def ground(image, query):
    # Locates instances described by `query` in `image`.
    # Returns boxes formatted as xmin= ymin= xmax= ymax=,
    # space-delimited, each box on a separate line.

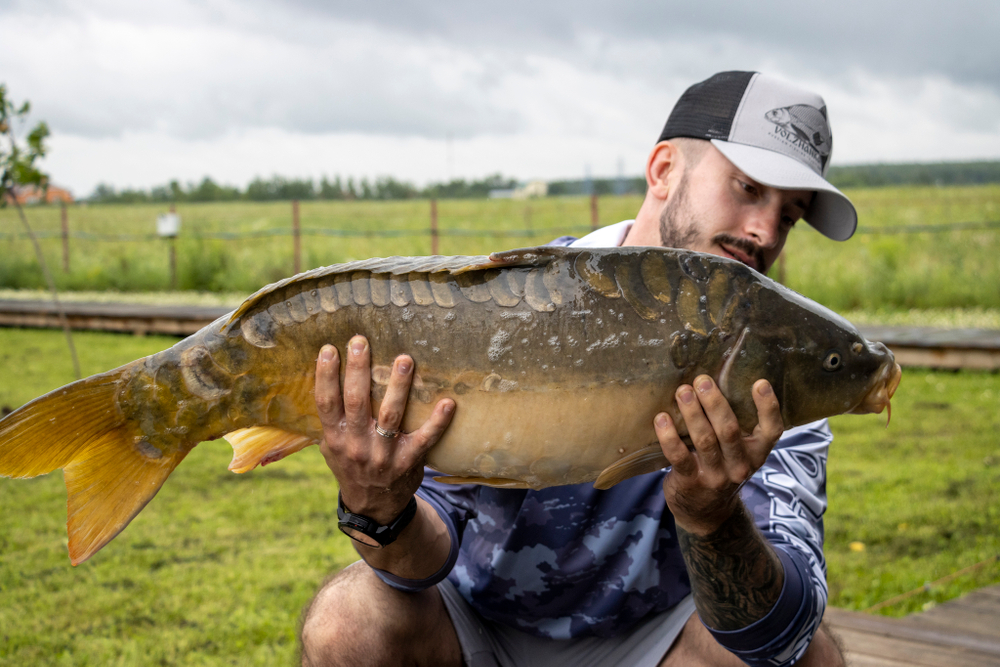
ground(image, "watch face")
xmin=340 ymin=517 xmax=385 ymax=549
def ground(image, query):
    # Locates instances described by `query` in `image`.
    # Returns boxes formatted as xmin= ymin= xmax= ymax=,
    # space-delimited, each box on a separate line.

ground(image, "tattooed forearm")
xmin=677 ymin=502 xmax=784 ymax=631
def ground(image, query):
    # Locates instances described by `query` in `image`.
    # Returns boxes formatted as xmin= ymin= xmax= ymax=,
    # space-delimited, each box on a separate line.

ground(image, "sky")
xmin=3 ymin=0 xmax=1000 ymax=197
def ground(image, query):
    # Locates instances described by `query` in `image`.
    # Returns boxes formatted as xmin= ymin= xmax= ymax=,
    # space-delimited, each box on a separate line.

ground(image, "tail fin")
xmin=0 ymin=365 xmax=190 ymax=565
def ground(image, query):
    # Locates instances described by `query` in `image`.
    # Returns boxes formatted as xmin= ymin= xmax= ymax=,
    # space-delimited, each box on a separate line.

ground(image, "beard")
xmin=658 ymin=172 xmax=767 ymax=273
xmin=658 ymin=171 xmax=700 ymax=250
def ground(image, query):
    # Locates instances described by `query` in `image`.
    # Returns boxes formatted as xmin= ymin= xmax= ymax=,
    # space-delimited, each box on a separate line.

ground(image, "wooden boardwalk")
xmin=825 ymin=585 xmax=1000 ymax=666
xmin=1 ymin=299 xmax=1000 ymax=370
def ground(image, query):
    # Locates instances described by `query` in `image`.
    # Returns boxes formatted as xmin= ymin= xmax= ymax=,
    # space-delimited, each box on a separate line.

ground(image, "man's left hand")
xmin=656 ymin=376 xmax=783 ymax=535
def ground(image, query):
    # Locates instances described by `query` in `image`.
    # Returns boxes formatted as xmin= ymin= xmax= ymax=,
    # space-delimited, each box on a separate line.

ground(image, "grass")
xmin=0 ymin=329 xmax=357 ymax=666
xmin=1 ymin=328 xmax=999 ymax=665
xmin=2 ymin=185 xmax=1000 ymax=310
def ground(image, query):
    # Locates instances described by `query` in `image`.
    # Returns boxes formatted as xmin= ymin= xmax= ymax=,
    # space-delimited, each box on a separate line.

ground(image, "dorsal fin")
xmin=223 ymin=247 xmax=569 ymax=330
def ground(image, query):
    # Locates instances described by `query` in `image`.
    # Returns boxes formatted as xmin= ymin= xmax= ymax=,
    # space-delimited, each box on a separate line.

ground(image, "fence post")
xmin=430 ymin=199 xmax=439 ymax=255
xmin=60 ymin=202 xmax=69 ymax=272
xmin=292 ymin=199 xmax=301 ymax=274
xmin=169 ymin=203 xmax=177 ymax=290
xmin=590 ymin=193 xmax=599 ymax=231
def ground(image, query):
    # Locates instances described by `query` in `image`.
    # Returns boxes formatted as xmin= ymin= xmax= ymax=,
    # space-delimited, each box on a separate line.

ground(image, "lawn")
xmin=1 ymin=328 xmax=998 ymax=665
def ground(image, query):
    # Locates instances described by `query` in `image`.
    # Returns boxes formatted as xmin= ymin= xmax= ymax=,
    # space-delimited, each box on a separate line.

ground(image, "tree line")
xmin=85 ymin=160 xmax=1000 ymax=204
xmin=89 ymin=174 xmax=519 ymax=204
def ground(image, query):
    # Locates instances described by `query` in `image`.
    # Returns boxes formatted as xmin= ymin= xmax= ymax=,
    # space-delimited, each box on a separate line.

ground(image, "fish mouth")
xmin=848 ymin=348 xmax=903 ymax=423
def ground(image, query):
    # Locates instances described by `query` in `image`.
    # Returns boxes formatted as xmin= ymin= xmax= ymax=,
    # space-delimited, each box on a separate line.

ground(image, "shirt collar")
xmin=568 ymin=220 xmax=633 ymax=248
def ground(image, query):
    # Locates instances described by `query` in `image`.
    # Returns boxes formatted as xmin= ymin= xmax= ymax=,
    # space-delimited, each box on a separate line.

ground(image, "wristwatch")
xmin=337 ymin=493 xmax=418 ymax=548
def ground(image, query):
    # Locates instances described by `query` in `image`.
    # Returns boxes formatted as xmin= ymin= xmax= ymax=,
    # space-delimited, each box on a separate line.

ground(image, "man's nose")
xmin=744 ymin=203 xmax=783 ymax=249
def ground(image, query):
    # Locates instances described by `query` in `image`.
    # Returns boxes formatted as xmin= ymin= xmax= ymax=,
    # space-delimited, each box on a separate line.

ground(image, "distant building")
xmin=513 ymin=180 xmax=548 ymax=199
xmin=489 ymin=180 xmax=549 ymax=200
xmin=3 ymin=184 xmax=74 ymax=205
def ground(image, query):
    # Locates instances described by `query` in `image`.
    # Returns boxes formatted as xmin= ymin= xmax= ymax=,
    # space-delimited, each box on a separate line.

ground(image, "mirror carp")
xmin=0 ymin=246 xmax=901 ymax=564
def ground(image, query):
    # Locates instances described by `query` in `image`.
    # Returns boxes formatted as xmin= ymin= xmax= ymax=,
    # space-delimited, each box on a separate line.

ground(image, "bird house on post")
xmin=157 ymin=212 xmax=181 ymax=289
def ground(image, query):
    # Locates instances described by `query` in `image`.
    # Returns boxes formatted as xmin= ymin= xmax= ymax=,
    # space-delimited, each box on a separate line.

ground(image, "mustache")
xmin=713 ymin=234 xmax=765 ymax=272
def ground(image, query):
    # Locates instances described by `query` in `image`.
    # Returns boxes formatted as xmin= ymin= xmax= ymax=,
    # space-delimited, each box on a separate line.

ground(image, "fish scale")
xmin=0 ymin=246 xmax=900 ymax=564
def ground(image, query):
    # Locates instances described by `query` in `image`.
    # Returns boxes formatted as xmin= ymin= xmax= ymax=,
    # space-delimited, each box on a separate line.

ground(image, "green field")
xmin=2 ymin=186 xmax=1000 ymax=663
xmin=2 ymin=185 xmax=1000 ymax=310
xmin=1 ymin=328 xmax=998 ymax=665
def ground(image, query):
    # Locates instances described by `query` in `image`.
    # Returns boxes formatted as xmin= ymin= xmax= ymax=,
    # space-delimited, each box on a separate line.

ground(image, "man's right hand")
xmin=315 ymin=335 xmax=455 ymax=527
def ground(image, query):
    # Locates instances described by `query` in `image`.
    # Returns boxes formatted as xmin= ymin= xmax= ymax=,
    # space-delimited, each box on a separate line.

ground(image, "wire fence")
xmin=4 ymin=195 xmax=1000 ymax=303
xmin=0 ymin=224 xmax=597 ymax=242
xmin=3 ymin=219 xmax=1000 ymax=243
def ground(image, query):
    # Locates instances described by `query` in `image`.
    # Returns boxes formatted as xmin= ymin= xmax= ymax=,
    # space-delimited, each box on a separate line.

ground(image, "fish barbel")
xmin=0 ymin=246 xmax=901 ymax=564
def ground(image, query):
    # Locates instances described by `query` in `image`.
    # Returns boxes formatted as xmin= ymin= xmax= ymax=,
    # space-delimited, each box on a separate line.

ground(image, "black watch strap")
xmin=337 ymin=493 xmax=418 ymax=548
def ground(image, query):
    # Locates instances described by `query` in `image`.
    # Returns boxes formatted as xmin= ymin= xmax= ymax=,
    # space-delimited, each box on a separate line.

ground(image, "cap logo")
xmin=764 ymin=104 xmax=831 ymax=171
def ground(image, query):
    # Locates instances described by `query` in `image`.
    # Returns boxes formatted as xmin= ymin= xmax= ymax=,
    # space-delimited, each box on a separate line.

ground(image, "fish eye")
xmin=823 ymin=351 xmax=843 ymax=372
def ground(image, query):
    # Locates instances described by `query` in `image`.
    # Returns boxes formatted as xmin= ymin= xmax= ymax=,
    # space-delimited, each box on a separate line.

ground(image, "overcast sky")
xmin=3 ymin=0 xmax=1000 ymax=197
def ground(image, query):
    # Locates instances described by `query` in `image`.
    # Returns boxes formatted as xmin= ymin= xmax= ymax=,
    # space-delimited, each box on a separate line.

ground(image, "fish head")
xmin=718 ymin=281 xmax=901 ymax=431
xmin=765 ymin=107 xmax=790 ymax=124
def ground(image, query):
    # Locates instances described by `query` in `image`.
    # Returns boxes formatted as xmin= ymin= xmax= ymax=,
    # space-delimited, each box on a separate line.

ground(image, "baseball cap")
xmin=659 ymin=71 xmax=857 ymax=241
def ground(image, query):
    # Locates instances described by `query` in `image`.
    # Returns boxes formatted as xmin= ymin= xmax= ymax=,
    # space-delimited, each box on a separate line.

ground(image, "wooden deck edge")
xmin=824 ymin=607 xmax=1000 ymax=656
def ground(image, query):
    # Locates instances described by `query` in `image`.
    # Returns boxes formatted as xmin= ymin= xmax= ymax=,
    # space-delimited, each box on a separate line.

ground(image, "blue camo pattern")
xmin=418 ymin=420 xmax=831 ymax=666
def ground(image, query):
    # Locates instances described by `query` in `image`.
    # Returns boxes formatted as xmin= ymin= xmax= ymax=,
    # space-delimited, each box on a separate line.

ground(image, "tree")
xmin=0 ymin=84 xmax=80 ymax=378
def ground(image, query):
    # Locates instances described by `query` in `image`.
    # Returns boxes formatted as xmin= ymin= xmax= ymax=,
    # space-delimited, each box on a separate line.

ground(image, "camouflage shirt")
xmin=372 ymin=223 xmax=831 ymax=666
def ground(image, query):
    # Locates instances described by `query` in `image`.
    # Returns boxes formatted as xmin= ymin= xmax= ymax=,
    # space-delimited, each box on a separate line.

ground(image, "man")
xmin=300 ymin=71 xmax=857 ymax=666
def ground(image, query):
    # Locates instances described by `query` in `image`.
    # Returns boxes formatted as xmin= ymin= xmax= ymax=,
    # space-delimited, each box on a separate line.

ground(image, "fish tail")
xmin=0 ymin=363 xmax=190 ymax=565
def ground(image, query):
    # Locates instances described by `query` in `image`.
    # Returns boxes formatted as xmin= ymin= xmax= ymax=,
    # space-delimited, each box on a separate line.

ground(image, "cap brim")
xmin=710 ymin=139 xmax=857 ymax=241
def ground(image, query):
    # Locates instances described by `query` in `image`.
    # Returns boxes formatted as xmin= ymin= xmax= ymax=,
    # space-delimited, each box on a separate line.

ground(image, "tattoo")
xmin=676 ymin=502 xmax=784 ymax=631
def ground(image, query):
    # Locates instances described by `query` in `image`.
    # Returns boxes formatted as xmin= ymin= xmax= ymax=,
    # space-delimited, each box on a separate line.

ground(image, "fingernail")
xmin=350 ymin=337 xmax=365 ymax=356
xmin=397 ymin=359 xmax=411 ymax=374
xmin=757 ymin=382 xmax=772 ymax=397
xmin=655 ymin=413 xmax=669 ymax=429
xmin=320 ymin=346 xmax=334 ymax=363
xmin=443 ymin=400 xmax=455 ymax=415
xmin=696 ymin=377 xmax=713 ymax=393
xmin=678 ymin=387 xmax=694 ymax=404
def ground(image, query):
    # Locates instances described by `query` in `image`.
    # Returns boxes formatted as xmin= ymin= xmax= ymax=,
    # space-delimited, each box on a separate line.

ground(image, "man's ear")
xmin=645 ymin=141 xmax=682 ymax=201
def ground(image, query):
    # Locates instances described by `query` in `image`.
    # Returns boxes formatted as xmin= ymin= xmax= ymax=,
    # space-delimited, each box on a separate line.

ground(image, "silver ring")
xmin=375 ymin=424 xmax=401 ymax=439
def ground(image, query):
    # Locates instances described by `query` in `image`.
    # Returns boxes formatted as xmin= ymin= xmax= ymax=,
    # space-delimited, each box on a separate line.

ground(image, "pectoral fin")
xmin=593 ymin=445 xmax=669 ymax=490
xmin=432 ymin=475 xmax=530 ymax=489
xmin=225 ymin=426 xmax=317 ymax=473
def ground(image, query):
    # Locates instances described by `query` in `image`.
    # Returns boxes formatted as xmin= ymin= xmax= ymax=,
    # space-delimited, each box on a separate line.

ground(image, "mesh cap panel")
xmin=658 ymin=71 xmax=754 ymax=143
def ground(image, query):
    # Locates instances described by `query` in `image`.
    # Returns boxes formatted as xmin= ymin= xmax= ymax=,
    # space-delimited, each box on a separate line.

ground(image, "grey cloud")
xmin=4 ymin=0 xmax=1000 ymax=143
xmin=271 ymin=0 xmax=1000 ymax=92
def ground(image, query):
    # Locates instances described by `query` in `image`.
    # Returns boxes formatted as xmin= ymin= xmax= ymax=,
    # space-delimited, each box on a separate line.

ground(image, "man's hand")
xmin=315 ymin=335 xmax=454 ymax=527
xmin=656 ymin=375 xmax=783 ymax=535
xmin=655 ymin=374 xmax=787 ymax=631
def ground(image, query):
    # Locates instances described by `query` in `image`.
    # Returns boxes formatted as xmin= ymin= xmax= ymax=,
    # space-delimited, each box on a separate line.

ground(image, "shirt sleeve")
xmin=368 ymin=467 xmax=480 ymax=592
xmin=705 ymin=419 xmax=832 ymax=666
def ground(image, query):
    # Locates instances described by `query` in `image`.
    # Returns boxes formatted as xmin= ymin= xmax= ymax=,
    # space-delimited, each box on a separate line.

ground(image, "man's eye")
xmin=739 ymin=181 xmax=758 ymax=196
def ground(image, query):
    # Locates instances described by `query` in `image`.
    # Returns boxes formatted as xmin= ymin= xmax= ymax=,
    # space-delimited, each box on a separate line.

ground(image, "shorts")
xmin=437 ymin=578 xmax=697 ymax=667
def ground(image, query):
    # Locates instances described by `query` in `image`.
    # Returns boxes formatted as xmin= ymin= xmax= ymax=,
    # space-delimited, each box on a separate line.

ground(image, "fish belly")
xmin=410 ymin=383 xmax=669 ymax=488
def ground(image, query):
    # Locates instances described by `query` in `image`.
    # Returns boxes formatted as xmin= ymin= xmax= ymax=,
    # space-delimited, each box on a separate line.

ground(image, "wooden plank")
xmin=890 ymin=346 xmax=1000 ymax=370
xmin=824 ymin=607 xmax=1000 ymax=656
xmin=844 ymin=654 xmax=925 ymax=667
xmin=908 ymin=606 xmax=1000 ymax=639
xmin=832 ymin=626 xmax=1000 ymax=667
xmin=4 ymin=301 xmax=1000 ymax=370
xmin=972 ymin=586 xmax=1000 ymax=600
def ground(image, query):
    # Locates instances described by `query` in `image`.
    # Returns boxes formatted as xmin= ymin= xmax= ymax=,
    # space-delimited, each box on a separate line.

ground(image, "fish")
xmin=765 ymin=104 xmax=832 ymax=156
xmin=0 ymin=246 xmax=901 ymax=565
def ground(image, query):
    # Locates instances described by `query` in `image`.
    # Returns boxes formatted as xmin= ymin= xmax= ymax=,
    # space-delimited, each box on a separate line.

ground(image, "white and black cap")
xmin=659 ymin=71 xmax=857 ymax=241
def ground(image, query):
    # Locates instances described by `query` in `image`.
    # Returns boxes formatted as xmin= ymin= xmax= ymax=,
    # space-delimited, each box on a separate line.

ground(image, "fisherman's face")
xmin=659 ymin=145 xmax=813 ymax=274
